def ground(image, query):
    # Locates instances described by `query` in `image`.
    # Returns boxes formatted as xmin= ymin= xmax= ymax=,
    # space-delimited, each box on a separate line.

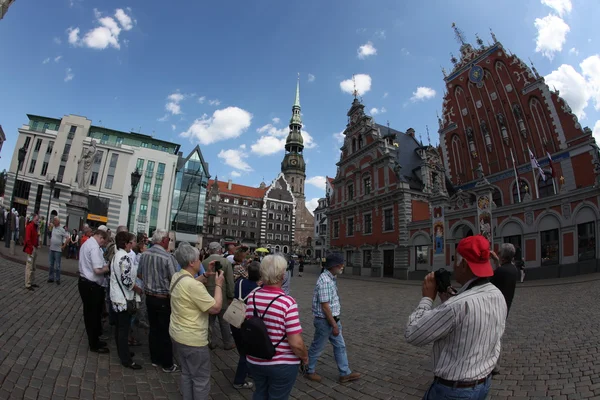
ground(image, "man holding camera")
xmin=405 ymin=235 xmax=507 ymax=399
xmin=202 ymin=242 xmax=235 ymax=350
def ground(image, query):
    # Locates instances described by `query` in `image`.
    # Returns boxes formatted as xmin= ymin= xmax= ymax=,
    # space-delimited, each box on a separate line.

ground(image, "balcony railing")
xmin=141 ymin=192 xmax=150 ymax=200
xmin=138 ymin=215 xmax=147 ymax=223
xmin=152 ymin=194 xmax=161 ymax=201
xmin=145 ymin=171 xmax=154 ymax=179
xmin=156 ymin=173 xmax=164 ymax=181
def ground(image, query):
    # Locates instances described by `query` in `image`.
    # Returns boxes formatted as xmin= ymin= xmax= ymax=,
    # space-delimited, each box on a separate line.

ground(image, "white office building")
xmin=5 ymin=114 xmax=180 ymax=233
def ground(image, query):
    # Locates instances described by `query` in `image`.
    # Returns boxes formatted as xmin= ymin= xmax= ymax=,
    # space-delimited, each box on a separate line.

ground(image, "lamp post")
xmin=127 ymin=168 xmax=142 ymax=232
xmin=6 ymin=146 xmax=27 ymax=248
xmin=43 ymin=177 xmax=56 ymax=246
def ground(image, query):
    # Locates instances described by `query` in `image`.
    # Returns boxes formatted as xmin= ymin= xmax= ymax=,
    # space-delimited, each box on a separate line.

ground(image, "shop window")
xmin=504 ymin=235 xmax=523 ymax=261
xmin=540 ymin=229 xmax=559 ymax=265
xmin=415 ymin=245 xmax=429 ymax=269
xmin=578 ymin=221 xmax=596 ymax=261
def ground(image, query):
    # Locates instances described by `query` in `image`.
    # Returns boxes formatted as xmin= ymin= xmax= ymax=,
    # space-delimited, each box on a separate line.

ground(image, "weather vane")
xmin=352 ymin=74 xmax=358 ymax=99
xmin=452 ymin=22 xmax=466 ymax=45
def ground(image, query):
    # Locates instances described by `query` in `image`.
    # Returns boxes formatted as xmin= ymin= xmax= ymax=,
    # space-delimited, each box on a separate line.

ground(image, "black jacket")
xmin=490 ymin=262 xmax=519 ymax=314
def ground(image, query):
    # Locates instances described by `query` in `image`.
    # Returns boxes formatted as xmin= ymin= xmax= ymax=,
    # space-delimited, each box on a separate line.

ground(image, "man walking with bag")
xmin=305 ymin=253 xmax=361 ymax=383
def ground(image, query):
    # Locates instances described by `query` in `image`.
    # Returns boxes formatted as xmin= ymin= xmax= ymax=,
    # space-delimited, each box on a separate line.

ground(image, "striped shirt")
xmin=312 ymin=270 xmax=340 ymax=318
xmin=138 ymin=245 xmax=178 ymax=296
xmin=245 ymin=286 xmax=302 ymax=366
xmin=405 ymin=282 xmax=507 ymax=381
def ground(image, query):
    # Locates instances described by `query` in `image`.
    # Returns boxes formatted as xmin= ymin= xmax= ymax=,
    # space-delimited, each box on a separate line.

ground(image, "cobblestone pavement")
xmin=1 ymin=259 xmax=600 ymax=400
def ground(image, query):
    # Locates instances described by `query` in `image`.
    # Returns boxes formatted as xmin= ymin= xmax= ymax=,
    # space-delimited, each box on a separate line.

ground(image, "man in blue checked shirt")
xmin=304 ymin=253 xmax=361 ymax=384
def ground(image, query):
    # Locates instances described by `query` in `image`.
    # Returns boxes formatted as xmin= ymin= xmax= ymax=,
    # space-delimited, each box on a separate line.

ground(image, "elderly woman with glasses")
xmin=245 ymin=254 xmax=309 ymax=399
xmin=109 ymin=231 xmax=143 ymax=369
xmin=170 ymin=242 xmax=225 ymax=400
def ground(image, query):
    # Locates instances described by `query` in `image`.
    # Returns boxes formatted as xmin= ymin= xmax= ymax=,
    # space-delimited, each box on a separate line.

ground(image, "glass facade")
xmin=170 ymin=150 xmax=208 ymax=234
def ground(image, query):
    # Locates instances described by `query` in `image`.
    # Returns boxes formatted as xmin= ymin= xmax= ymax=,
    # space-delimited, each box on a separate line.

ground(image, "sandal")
xmin=123 ymin=362 xmax=142 ymax=370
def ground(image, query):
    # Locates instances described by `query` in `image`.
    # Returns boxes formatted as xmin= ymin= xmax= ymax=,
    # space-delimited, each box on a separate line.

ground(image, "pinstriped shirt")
xmin=138 ymin=245 xmax=178 ymax=296
xmin=405 ymin=282 xmax=507 ymax=381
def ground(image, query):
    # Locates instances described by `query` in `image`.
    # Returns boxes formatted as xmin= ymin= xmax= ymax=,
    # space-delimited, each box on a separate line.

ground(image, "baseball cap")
xmin=456 ymin=235 xmax=494 ymax=277
xmin=97 ymin=225 xmax=108 ymax=232
xmin=208 ymin=242 xmax=222 ymax=251
xmin=325 ymin=253 xmax=345 ymax=269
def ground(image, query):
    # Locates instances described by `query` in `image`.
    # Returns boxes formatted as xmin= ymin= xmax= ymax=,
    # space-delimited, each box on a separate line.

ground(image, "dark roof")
xmin=374 ymin=123 xmax=423 ymax=190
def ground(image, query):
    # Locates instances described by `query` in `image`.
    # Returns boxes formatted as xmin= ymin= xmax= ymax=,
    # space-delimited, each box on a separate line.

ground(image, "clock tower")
xmin=281 ymin=76 xmax=306 ymax=199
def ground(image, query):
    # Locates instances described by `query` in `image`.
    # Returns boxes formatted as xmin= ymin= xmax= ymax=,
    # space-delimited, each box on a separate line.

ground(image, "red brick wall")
xmin=572 ymin=152 xmax=595 ymax=188
xmin=525 ymin=238 xmax=536 ymax=261
xmin=412 ymin=200 xmax=430 ymax=222
xmin=563 ymin=232 xmax=574 ymax=257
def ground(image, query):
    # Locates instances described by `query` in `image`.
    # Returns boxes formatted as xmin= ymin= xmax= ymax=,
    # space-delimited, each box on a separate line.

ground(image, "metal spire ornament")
xmin=450 ymin=52 xmax=458 ymax=66
xmin=475 ymin=33 xmax=484 ymax=48
xmin=352 ymin=74 xmax=358 ymax=99
xmin=490 ymin=28 xmax=497 ymax=43
xmin=426 ymin=125 xmax=431 ymax=146
xmin=452 ymin=22 xmax=466 ymax=45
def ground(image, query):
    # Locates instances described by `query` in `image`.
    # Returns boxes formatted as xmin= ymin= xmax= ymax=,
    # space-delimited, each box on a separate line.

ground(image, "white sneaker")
xmin=162 ymin=364 xmax=180 ymax=373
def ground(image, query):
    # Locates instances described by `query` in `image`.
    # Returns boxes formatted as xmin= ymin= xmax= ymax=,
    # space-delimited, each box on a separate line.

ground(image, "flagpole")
xmin=528 ymin=144 xmax=540 ymax=199
xmin=510 ymin=148 xmax=521 ymax=203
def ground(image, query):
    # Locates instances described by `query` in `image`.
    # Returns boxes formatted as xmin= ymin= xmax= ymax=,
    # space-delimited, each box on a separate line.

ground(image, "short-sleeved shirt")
xmin=169 ymin=270 xmax=216 ymax=347
xmin=245 ymin=286 xmax=302 ymax=366
xmin=50 ymin=226 xmax=69 ymax=252
xmin=79 ymin=237 xmax=106 ymax=285
xmin=312 ymin=270 xmax=341 ymax=318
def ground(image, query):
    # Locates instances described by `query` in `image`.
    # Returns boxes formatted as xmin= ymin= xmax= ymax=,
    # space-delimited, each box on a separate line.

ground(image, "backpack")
xmin=241 ymin=291 xmax=287 ymax=360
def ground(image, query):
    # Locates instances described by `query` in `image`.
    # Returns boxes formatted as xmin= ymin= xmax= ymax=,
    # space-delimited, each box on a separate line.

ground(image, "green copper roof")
xmin=293 ymin=76 xmax=300 ymax=108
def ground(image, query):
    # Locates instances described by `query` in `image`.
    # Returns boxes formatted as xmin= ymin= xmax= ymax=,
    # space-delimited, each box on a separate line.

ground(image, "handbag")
xmin=114 ymin=255 xmax=138 ymax=315
xmin=224 ymin=280 xmax=258 ymax=328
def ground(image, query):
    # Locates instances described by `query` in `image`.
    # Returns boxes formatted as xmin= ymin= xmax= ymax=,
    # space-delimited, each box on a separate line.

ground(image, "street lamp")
xmin=6 ymin=146 xmax=27 ymax=248
xmin=43 ymin=177 xmax=56 ymax=245
xmin=126 ymin=168 xmax=142 ymax=232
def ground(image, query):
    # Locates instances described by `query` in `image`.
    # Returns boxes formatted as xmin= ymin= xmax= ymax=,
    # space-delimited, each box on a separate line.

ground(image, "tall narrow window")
xmin=364 ymin=176 xmax=371 ymax=195
xmin=105 ymin=153 xmax=119 ymax=189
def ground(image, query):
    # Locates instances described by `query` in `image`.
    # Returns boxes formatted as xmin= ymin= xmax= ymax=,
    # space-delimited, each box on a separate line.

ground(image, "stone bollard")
xmin=9 ymin=240 xmax=15 ymax=256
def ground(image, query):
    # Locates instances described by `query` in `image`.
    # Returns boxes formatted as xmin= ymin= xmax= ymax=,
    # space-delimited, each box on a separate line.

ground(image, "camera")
xmin=434 ymin=268 xmax=453 ymax=293
xmin=214 ymin=261 xmax=222 ymax=272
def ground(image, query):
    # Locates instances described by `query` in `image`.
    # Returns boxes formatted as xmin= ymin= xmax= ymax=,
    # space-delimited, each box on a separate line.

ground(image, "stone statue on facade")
xmin=76 ymin=140 xmax=97 ymax=193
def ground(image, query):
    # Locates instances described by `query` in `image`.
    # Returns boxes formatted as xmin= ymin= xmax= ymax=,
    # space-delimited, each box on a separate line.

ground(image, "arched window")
xmin=538 ymin=173 xmax=555 ymax=198
xmin=512 ymin=179 xmax=528 ymax=204
xmin=352 ymin=138 xmax=356 ymax=153
xmin=358 ymin=135 xmax=363 ymax=149
xmin=492 ymin=187 xmax=502 ymax=207
xmin=451 ymin=135 xmax=463 ymax=177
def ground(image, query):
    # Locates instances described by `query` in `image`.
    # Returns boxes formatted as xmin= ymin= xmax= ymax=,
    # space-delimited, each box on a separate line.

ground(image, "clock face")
xmin=469 ymin=65 xmax=484 ymax=84
xmin=291 ymin=159 xmax=298 ymax=165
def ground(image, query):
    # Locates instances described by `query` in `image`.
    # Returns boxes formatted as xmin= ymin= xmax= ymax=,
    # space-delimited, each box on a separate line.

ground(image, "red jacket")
xmin=23 ymin=222 xmax=39 ymax=255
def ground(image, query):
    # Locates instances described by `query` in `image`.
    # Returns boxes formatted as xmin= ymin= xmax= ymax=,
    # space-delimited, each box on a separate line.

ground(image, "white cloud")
xmin=180 ymin=107 xmax=253 ymax=145
xmin=64 ymin=68 xmax=74 ymax=82
xmin=545 ymin=55 xmax=600 ymax=119
xmin=218 ymin=147 xmax=253 ymax=171
xmin=165 ymin=92 xmax=187 ymax=115
xmin=534 ymin=14 xmax=570 ymax=60
xmin=302 ymin=130 xmax=316 ymax=149
xmin=333 ymin=130 xmax=345 ymax=144
xmin=54 ymin=55 xmax=62 ymax=63
xmin=42 ymin=58 xmax=50 ymax=64
xmin=357 ymin=41 xmax=377 ymax=59
xmin=157 ymin=114 xmax=169 ymax=122
xmin=370 ymin=107 xmax=387 ymax=115
xmin=306 ymin=176 xmax=326 ymax=190
xmin=541 ymin=0 xmax=572 ymax=16
xmin=340 ymin=74 xmax=372 ymax=96
xmin=593 ymin=120 xmax=600 ymax=143
xmin=53 ymin=37 xmax=62 ymax=45
xmin=209 ymin=99 xmax=221 ymax=106
xmin=197 ymin=96 xmax=206 ymax=104
xmin=374 ymin=29 xmax=386 ymax=39
xmin=306 ymin=198 xmax=320 ymax=215
xmin=251 ymin=136 xmax=286 ymax=156
xmin=171 ymin=124 xmax=176 ymax=131
xmin=308 ymin=74 xmax=315 ymax=83
xmin=401 ymin=48 xmax=410 ymax=56
xmin=114 ymin=8 xmax=134 ymax=30
xmin=67 ymin=8 xmax=134 ymax=50
xmin=569 ymin=47 xmax=579 ymax=56
xmin=272 ymin=117 xmax=280 ymax=124
xmin=231 ymin=171 xmax=242 ymax=178
xmin=256 ymin=123 xmax=288 ymax=137
xmin=383 ymin=92 xmax=389 ymax=98
xmin=411 ymin=87 xmax=436 ymax=102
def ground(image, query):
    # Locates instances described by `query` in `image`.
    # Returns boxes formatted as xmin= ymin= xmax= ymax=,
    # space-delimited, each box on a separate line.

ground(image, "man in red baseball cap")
xmin=405 ymin=235 xmax=507 ymax=400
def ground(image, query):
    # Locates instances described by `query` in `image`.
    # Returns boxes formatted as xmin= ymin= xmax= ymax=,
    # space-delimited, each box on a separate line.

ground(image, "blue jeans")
xmin=423 ymin=376 xmax=491 ymax=400
xmin=307 ymin=318 xmax=351 ymax=377
xmin=247 ymin=363 xmax=298 ymax=400
xmin=48 ymin=250 xmax=62 ymax=281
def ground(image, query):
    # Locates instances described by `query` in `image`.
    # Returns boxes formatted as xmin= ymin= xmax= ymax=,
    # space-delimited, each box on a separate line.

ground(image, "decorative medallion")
xmin=562 ymin=203 xmax=572 ymax=220
xmin=462 ymin=108 xmax=468 ymax=116
xmin=477 ymin=82 xmax=484 ymax=89
xmin=525 ymin=211 xmax=534 ymax=226
xmin=476 ymin=100 xmax=482 ymax=109
xmin=490 ymin=92 xmax=497 ymax=100
xmin=469 ymin=65 xmax=484 ymax=84
xmin=505 ymin=84 xmax=513 ymax=93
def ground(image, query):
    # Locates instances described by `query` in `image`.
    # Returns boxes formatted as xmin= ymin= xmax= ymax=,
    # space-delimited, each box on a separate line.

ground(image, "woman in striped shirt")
xmin=245 ymin=255 xmax=308 ymax=399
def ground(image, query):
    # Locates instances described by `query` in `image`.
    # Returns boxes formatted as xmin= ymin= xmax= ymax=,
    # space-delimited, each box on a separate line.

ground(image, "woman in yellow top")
xmin=170 ymin=242 xmax=224 ymax=399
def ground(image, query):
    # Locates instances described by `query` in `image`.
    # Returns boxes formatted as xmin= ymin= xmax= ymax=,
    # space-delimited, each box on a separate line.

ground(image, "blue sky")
xmin=0 ymin=0 xmax=598 ymax=213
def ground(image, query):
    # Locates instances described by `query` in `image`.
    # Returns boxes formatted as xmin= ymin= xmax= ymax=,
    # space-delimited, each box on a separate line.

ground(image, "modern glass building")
xmin=170 ymin=146 xmax=210 ymax=244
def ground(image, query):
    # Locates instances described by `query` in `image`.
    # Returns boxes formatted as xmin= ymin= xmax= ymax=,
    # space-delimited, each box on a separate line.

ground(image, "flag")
xmin=547 ymin=151 xmax=555 ymax=178
xmin=510 ymin=148 xmax=521 ymax=203
xmin=529 ymin=147 xmax=546 ymax=182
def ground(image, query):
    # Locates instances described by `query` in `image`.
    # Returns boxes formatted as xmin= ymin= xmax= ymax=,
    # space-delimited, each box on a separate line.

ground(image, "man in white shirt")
xmin=78 ymin=229 xmax=111 ymax=353
xmin=48 ymin=217 xmax=70 ymax=285
xmin=405 ymin=235 xmax=507 ymax=399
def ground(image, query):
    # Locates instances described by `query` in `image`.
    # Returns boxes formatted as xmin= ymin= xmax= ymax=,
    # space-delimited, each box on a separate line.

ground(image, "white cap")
xmin=97 ymin=225 xmax=108 ymax=232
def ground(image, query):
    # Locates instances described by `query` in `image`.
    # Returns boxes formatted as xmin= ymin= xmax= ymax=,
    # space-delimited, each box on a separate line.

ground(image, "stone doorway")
xmin=383 ymin=250 xmax=394 ymax=277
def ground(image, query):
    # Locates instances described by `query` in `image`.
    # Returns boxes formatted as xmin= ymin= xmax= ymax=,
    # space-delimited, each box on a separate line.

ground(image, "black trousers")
xmin=115 ymin=311 xmax=133 ymax=365
xmin=78 ymin=277 xmax=105 ymax=350
xmin=146 ymin=295 xmax=173 ymax=368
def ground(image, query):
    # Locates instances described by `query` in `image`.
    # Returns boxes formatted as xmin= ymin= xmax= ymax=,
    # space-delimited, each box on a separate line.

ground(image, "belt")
xmin=434 ymin=375 xmax=490 ymax=389
xmin=145 ymin=292 xmax=169 ymax=299
xmin=316 ymin=316 xmax=340 ymax=322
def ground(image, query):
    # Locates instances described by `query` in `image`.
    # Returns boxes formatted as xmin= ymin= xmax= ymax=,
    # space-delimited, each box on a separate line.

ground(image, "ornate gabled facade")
xmin=328 ymin=92 xmax=446 ymax=278
xmin=280 ymin=78 xmax=315 ymax=257
xmin=261 ymin=173 xmax=296 ymax=254
xmin=406 ymin=27 xmax=600 ymax=280
xmin=313 ymin=177 xmax=334 ymax=259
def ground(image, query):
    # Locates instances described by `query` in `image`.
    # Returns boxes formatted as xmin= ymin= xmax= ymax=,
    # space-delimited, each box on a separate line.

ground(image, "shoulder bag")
xmin=224 ymin=280 xmax=259 ymax=328
xmin=114 ymin=255 xmax=138 ymax=315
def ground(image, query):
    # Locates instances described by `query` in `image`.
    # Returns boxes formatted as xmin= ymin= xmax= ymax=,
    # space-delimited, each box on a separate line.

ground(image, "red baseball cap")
xmin=456 ymin=235 xmax=494 ymax=277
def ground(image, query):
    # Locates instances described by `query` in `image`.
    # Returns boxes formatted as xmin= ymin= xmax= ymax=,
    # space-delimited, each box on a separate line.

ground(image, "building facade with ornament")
xmin=406 ymin=28 xmax=600 ymax=279
xmin=313 ymin=177 xmax=334 ymax=260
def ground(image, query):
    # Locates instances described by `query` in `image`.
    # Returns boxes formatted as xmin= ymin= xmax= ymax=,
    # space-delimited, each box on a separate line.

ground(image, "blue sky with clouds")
xmin=0 ymin=0 xmax=598 ymax=213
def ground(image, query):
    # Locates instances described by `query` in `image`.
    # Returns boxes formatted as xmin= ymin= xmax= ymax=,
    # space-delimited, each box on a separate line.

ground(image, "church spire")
xmin=294 ymin=73 xmax=301 ymax=108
